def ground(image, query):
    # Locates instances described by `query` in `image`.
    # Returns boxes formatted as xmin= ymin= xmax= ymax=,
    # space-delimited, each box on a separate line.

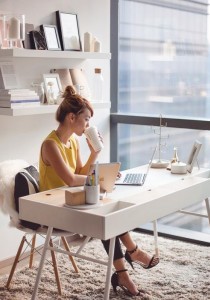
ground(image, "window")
xmin=110 ymin=0 xmax=210 ymax=242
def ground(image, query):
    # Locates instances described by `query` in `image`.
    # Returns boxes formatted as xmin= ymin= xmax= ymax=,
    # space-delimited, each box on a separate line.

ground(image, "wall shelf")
xmin=0 ymin=49 xmax=111 ymax=60
xmin=0 ymin=102 xmax=111 ymax=116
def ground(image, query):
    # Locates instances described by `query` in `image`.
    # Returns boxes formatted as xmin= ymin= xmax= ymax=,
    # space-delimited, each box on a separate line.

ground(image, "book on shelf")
xmin=0 ymin=95 xmax=39 ymax=101
xmin=0 ymin=99 xmax=40 ymax=108
xmin=0 ymin=88 xmax=36 ymax=93
xmin=0 ymin=89 xmax=38 ymax=96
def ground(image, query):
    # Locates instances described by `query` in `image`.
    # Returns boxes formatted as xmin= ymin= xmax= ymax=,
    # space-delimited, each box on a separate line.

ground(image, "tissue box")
xmin=65 ymin=187 xmax=85 ymax=206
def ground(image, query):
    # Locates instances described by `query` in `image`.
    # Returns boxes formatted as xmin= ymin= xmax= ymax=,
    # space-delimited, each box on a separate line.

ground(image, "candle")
xmin=94 ymin=39 xmax=101 ymax=52
xmin=9 ymin=17 xmax=20 ymax=40
xmin=84 ymin=32 xmax=92 ymax=52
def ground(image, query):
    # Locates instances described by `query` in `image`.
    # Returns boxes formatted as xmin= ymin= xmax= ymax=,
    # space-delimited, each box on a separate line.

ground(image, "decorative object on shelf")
xmin=94 ymin=39 xmax=101 ymax=52
xmin=69 ymin=68 xmax=91 ymax=100
xmin=83 ymin=32 xmax=101 ymax=52
xmin=151 ymin=114 xmax=170 ymax=168
xmin=40 ymin=25 xmax=61 ymax=51
xmin=56 ymin=11 xmax=82 ymax=51
xmin=43 ymin=73 xmax=62 ymax=104
xmin=50 ymin=68 xmax=73 ymax=91
xmin=84 ymin=32 xmax=92 ymax=52
xmin=29 ymin=30 xmax=47 ymax=50
xmin=2 ymin=13 xmax=25 ymax=48
xmin=31 ymin=82 xmax=46 ymax=104
xmin=0 ymin=62 xmax=18 ymax=89
xmin=92 ymin=68 xmax=104 ymax=102
xmin=22 ymin=23 xmax=34 ymax=49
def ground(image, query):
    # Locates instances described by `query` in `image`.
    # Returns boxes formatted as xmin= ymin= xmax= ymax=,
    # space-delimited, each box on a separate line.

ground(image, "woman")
xmin=39 ymin=86 xmax=159 ymax=297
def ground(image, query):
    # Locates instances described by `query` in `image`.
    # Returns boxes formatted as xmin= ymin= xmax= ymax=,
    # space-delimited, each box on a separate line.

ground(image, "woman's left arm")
xmin=75 ymin=139 xmax=101 ymax=175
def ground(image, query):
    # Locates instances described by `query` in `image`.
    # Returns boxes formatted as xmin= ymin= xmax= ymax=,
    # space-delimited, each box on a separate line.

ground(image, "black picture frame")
xmin=29 ymin=30 xmax=47 ymax=50
xmin=23 ymin=23 xmax=35 ymax=49
xmin=56 ymin=11 xmax=82 ymax=51
xmin=40 ymin=25 xmax=61 ymax=51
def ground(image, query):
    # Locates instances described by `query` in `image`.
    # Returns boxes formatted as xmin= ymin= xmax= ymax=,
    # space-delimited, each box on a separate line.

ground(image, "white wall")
xmin=0 ymin=0 xmax=110 ymax=263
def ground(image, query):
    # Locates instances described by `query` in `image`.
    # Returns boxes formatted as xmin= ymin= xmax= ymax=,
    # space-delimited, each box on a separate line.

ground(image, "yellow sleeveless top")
xmin=39 ymin=130 xmax=78 ymax=191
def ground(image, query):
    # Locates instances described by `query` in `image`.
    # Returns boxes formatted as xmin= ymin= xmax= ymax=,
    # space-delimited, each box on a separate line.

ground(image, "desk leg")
xmin=205 ymin=198 xmax=210 ymax=225
xmin=31 ymin=226 xmax=53 ymax=300
xmin=104 ymin=237 xmax=115 ymax=300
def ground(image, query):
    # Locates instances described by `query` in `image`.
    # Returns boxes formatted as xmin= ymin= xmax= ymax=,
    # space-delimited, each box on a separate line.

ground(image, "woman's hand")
xmin=86 ymin=130 xmax=104 ymax=154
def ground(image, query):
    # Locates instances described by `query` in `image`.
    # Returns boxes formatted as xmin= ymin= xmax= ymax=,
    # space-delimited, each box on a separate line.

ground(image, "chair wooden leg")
xmin=6 ymin=235 xmax=26 ymax=289
xmin=29 ymin=234 xmax=36 ymax=269
xmin=61 ymin=236 xmax=79 ymax=273
xmin=49 ymin=238 xmax=62 ymax=295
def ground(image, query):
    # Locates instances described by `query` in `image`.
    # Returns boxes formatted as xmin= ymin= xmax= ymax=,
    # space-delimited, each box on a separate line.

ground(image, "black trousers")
xmin=101 ymin=232 xmax=127 ymax=261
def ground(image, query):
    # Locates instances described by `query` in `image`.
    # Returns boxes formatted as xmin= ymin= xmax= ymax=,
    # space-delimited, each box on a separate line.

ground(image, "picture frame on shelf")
xmin=29 ymin=30 xmax=47 ymax=50
xmin=23 ymin=23 xmax=35 ymax=49
xmin=187 ymin=140 xmax=202 ymax=173
xmin=0 ymin=62 xmax=18 ymax=89
xmin=40 ymin=25 xmax=61 ymax=51
xmin=56 ymin=11 xmax=82 ymax=51
xmin=43 ymin=74 xmax=62 ymax=105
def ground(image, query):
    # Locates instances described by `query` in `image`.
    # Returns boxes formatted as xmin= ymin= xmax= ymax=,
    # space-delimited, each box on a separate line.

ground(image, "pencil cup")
xmin=84 ymin=184 xmax=100 ymax=204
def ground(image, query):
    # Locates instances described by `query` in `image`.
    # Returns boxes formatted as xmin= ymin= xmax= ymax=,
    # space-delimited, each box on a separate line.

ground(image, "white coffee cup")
xmin=84 ymin=126 xmax=104 ymax=152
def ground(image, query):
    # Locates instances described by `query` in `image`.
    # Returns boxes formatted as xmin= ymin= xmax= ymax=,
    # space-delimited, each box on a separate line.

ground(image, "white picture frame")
xmin=40 ymin=25 xmax=61 ymax=51
xmin=0 ymin=62 xmax=18 ymax=89
xmin=187 ymin=140 xmax=202 ymax=173
xmin=43 ymin=74 xmax=62 ymax=104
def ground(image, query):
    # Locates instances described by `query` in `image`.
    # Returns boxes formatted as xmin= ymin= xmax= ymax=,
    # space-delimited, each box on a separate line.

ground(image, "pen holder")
xmin=84 ymin=184 xmax=100 ymax=204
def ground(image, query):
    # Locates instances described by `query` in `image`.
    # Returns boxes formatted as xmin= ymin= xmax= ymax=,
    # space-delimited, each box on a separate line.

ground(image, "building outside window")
xmin=110 ymin=0 xmax=210 ymax=241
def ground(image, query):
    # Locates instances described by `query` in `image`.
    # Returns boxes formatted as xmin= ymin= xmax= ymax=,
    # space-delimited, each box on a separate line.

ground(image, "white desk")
xmin=19 ymin=166 xmax=210 ymax=299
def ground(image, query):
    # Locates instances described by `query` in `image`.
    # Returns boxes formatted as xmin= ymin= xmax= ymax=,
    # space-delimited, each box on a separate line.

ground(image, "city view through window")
xmin=116 ymin=0 xmax=210 ymax=237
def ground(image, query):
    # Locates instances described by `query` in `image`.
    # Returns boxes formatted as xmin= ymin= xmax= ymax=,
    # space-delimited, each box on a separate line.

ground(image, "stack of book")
xmin=0 ymin=89 xmax=40 ymax=108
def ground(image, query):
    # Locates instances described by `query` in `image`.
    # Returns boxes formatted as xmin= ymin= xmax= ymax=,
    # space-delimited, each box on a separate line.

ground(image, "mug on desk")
xmin=84 ymin=184 xmax=100 ymax=204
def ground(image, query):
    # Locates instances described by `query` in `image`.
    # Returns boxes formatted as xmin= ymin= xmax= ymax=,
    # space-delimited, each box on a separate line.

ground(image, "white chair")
xmin=0 ymin=159 xmax=79 ymax=296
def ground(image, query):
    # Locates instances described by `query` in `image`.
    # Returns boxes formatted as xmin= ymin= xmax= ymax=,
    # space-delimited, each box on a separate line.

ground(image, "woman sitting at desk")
xmin=39 ymin=86 xmax=159 ymax=297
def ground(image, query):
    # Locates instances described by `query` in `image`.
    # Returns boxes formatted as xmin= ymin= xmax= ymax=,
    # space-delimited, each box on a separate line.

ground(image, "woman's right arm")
xmin=41 ymin=140 xmax=87 ymax=187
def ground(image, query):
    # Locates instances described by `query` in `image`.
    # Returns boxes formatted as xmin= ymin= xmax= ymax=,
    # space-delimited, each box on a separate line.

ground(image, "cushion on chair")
xmin=14 ymin=165 xmax=41 ymax=230
xmin=0 ymin=159 xmax=29 ymax=226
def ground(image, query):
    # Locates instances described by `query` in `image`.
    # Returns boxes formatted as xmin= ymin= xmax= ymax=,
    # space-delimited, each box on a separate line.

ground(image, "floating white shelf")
xmin=0 ymin=102 xmax=111 ymax=116
xmin=0 ymin=49 xmax=111 ymax=60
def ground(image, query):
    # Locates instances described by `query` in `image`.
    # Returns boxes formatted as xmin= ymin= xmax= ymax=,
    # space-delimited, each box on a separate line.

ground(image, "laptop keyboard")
xmin=123 ymin=173 xmax=143 ymax=185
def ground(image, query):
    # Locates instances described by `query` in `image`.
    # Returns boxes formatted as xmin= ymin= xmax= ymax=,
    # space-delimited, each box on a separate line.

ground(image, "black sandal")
xmin=111 ymin=269 xmax=141 ymax=297
xmin=125 ymin=245 xmax=159 ymax=269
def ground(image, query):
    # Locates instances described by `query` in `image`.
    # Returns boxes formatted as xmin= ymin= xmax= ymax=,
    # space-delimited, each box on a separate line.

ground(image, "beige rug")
xmin=0 ymin=232 xmax=209 ymax=300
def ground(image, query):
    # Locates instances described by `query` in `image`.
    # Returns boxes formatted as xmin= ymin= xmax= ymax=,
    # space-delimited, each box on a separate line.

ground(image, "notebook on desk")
xmin=115 ymin=146 xmax=157 ymax=186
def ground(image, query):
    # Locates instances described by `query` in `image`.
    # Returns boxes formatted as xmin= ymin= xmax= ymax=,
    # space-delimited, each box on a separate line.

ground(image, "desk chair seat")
xmin=0 ymin=159 xmax=79 ymax=296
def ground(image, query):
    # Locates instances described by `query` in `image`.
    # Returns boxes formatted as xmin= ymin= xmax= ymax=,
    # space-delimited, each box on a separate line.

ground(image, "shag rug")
xmin=0 ymin=232 xmax=209 ymax=300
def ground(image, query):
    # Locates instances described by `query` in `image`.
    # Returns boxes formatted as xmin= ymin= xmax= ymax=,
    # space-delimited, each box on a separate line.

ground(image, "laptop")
xmin=115 ymin=146 xmax=157 ymax=186
xmin=89 ymin=162 xmax=121 ymax=193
